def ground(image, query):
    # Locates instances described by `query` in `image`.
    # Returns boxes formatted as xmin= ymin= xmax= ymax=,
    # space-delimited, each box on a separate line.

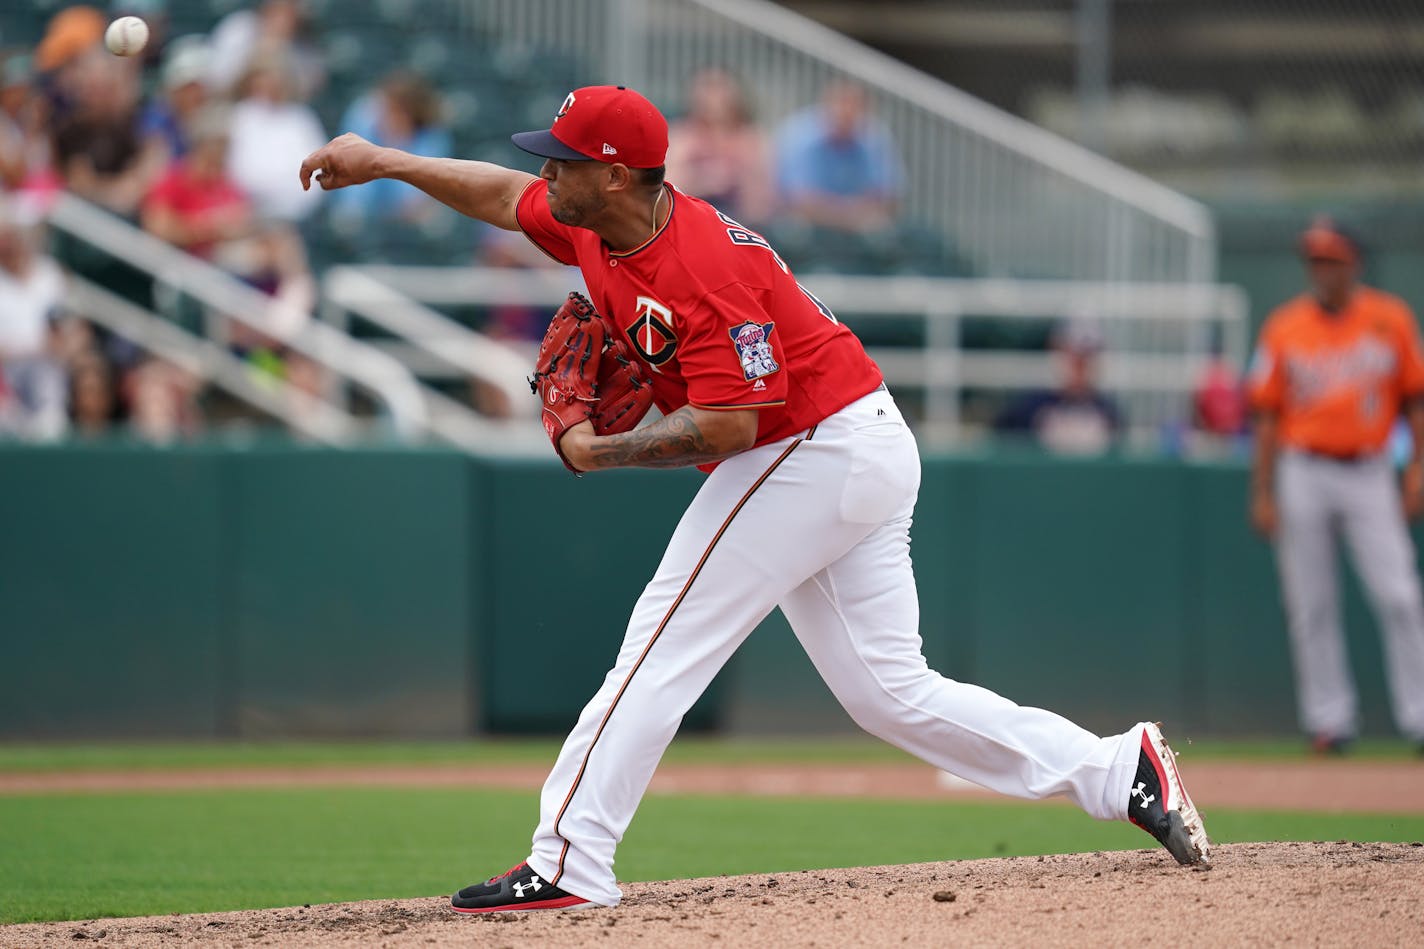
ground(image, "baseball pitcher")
xmin=299 ymin=85 xmax=1210 ymax=914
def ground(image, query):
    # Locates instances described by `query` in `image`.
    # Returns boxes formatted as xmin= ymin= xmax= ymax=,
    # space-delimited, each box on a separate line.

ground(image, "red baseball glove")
xmin=591 ymin=323 xmax=655 ymax=437
xmin=530 ymin=292 xmax=655 ymax=471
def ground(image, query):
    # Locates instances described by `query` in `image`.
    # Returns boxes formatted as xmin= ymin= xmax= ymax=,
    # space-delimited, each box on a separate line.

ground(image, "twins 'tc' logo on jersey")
xmin=627 ymin=296 xmax=677 ymax=367
xmin=728 ymin=321 xmax=779 ymax=381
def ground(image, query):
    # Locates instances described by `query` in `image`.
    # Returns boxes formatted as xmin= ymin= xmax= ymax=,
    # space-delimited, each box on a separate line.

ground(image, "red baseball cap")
xmin=512 ymin=85 xmax=669 ymax=168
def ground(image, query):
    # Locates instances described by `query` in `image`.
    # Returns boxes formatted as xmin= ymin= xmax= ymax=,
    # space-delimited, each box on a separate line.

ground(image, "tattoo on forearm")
xmin=588 ymin=407 xmax=740 ymax=469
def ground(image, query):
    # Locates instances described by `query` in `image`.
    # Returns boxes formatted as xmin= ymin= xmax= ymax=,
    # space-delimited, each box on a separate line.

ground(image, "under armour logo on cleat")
xmin=512 ymin=877 xmax=544 ymax=898
xmin=1130 ymin=781 xmax=1156 ymax=809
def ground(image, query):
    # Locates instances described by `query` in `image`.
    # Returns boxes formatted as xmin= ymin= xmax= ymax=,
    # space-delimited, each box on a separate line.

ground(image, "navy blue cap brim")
xmin=511 ymin=129 xmax=593 ymax=161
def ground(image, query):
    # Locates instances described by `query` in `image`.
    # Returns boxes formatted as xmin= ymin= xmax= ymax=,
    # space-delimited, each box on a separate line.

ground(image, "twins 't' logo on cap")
xmin=556 ymin=92 xmax=576 ymax=120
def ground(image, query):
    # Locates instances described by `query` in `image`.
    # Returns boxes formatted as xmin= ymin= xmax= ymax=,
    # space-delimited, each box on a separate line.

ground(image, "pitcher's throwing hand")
xmin=298 ymin=133 xmax=385 ymax=191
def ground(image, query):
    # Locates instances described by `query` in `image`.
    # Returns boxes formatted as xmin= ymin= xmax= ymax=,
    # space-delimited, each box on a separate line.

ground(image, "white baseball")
xmin=105 ymin=16 xmax=150 ymax=57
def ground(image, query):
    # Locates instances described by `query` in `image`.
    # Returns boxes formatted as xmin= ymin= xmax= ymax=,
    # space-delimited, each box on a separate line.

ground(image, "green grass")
xmin=0 ymin=739 xmax=566 ymax=773
xmin=2 ymin=787 xmax=1422 ymax=925
xmin=1 ymin=735 xmax=1419 ymax=773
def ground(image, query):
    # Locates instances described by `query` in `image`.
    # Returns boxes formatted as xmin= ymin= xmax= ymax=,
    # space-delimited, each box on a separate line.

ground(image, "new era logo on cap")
xmin=511 ymin=85 xmax=668 ymax=168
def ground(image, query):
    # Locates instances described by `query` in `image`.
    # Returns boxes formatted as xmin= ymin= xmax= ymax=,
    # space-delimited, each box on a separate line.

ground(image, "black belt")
xmin=1299 ymin=448 xmax=1377 ymax=464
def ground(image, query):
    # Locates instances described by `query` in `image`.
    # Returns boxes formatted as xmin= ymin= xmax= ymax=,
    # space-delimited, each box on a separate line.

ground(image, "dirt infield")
xmin=4 ymin=842 xmax=1422 ymax=948
xmin=3 ymin=758 xmax=1423 ymax=813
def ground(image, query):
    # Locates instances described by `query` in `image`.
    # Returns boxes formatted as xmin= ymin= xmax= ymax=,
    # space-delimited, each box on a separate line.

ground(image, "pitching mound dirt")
xmin=5 ymin=842 xmax=1421 ymax=948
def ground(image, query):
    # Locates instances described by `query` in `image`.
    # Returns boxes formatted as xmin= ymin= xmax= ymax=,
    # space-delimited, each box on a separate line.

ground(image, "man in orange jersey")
xmin=1248 ymin=218 xmax=1424 ymax=755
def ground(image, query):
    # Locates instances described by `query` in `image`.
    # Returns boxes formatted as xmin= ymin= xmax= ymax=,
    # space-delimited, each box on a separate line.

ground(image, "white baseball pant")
xmin=1274 ymin=450 xmax=1424 ymax=741
xmin=527 ymin=388 xmax=1147 ymax=906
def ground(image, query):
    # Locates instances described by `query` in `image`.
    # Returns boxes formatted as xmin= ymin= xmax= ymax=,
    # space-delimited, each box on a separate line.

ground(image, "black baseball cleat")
xmin=1127 ymin=723 xmax=1211 ymax=867
xmin=451 ymin=861 xmax=593 ymax=914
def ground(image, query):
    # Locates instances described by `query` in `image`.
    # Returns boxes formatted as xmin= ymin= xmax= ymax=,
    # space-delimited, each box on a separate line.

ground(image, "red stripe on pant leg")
xmin=548 ymin=436 xmax=806 ymax=886
xmin=1143 ymin=730 xmax=1168 ymax=802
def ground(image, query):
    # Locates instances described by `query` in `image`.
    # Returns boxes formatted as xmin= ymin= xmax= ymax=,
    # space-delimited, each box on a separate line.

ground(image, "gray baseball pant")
xmin=1274 ymin=450 xmax=1424 ymax=741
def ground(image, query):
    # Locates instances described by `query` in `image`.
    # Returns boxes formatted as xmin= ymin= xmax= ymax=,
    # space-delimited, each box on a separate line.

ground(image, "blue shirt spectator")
xmin=138 ymin=38 xmax=210 ymax=162
xmin=774 ymin=81 xmax=902 ymax=232
xmin=331 ymin=72 xmax=451 ymax=224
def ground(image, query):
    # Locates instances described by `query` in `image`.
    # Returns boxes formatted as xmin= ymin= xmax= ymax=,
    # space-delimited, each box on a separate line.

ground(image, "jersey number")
xmin=717 ymin=211 xmax=838 ymax=325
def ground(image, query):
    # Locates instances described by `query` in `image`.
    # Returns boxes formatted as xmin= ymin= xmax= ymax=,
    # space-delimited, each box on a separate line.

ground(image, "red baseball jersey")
xmin=515 ymin=180 xmax=883 ymax=463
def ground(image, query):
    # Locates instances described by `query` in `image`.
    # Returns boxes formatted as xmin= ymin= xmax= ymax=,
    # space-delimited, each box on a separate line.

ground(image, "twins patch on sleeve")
xmin=729 ymin=321 xmax=779 ymax=381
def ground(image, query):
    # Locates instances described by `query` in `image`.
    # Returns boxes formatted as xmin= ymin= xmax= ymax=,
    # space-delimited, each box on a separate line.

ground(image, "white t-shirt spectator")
xmin=227 ymin=98 xmax=326 ymax=222
xmin=0 ymin=254 xmax=62 ymax=358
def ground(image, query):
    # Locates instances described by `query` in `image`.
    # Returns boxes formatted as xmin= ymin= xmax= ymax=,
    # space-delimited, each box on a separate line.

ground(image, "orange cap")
xmin=1299 ymin=216 xmax=1357 ymax=264
xmin=35 ymin=6 xmax=106 ymax=72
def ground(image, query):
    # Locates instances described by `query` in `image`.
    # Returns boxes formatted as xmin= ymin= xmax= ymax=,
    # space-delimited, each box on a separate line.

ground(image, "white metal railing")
xmin=321 ymin=265 xmax=537 ymax=419
xmin=339 ymin=265 xmax=1249 ymax=447
xmin=63 ymin=275 xmax=362 ymax=444
xmin=46 ymin=193 xmax=433 ymax=440
xmin=458 ymin=0 xmax=1215 ymax=283
xmin=45 ymin=192 xmax=560 ymax=452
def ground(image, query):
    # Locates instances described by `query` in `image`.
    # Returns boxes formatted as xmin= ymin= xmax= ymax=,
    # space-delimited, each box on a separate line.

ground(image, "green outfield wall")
xmin=0 ymin=445 xmax=1404 ymax=740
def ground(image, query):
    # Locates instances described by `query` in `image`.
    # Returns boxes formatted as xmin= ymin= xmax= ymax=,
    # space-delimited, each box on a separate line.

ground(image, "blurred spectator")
xmin=207 ymin=0 xmax=323 ymax=101
xmin=34 ymin=6 xmax=107 ymax=79
xmin=67 ymin=347 xmax=117 ymax=436
xmin=138 ymin=37 xmax=211 ymax=162
xmin=226 ymin=53 xmax=325 ymax=222
xmin=774 ymin=81 xmax=903 ymax=233
xmin=330 ymin=71 xmax=451 ymax=225
xmin=0 ymin=53 xmax=60 ymax=203
xmin=141 ymin=108 xmax=251 ymax=260
xmin=140 ymin=103 xmax=316 ymax=405
xmin=124 ymin=356 xmax=200 ymax=443
xmin=1193 ymin=350 xmax=1248 ymax=438
xmin=219 ymin=223 xmax=316 ymax=338
xmin=208 ymin=222 xmax=318 ymax=405
xmin=0 ymin=204 xmax=67 ymax=440
xmin=665 ymin=69 xmax=773 ymax=224
xmin=50 ymin=47 xmax=165 ymax=216
xmin=995 ymin=320 xmax=1122 ymax=455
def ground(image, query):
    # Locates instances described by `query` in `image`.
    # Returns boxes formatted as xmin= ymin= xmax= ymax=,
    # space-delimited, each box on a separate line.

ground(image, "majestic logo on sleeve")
xmin=728 ymin=321 xmax=779 ymax=381
xmin=627 ymin=296 xmax=677 ymax=367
